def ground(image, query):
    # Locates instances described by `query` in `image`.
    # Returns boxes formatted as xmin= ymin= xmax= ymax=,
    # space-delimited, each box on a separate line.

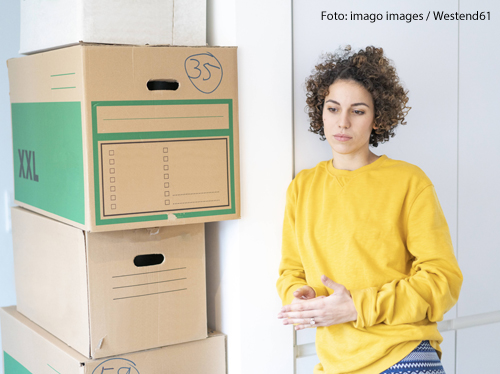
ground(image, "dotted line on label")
xmin=174 ymin=199 xmax=220 ymax=205
xmin=173 ymin=191 xmax=219 ymax=196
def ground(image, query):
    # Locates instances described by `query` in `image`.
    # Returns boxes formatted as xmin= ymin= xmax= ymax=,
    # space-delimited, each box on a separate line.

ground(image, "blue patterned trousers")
xmin=380 ymin=340 xmax=446 ymax=374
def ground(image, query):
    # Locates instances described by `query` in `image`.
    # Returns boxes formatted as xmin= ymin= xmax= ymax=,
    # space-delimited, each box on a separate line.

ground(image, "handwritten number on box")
xmin=185 ymin=52 xmax=223 ymax=94
xmin=92 ymin=358 xmax=140 ymax=374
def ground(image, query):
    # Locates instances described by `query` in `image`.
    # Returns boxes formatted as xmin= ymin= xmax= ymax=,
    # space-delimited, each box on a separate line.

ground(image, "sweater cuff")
xmin=350 ymin=287 xmax=378 ymax=330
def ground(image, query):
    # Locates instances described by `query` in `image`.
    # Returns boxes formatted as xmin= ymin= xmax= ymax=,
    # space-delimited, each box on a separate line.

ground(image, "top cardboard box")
xmin=20 ymin=0 xmax=206 ymax=54
xmin=8 ymin=45 xmax=240 ymax=232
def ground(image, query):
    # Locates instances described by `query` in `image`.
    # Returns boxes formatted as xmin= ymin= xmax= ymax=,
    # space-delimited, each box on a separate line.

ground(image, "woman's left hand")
xmin=277 ymin=275 xmax=358 ymax=330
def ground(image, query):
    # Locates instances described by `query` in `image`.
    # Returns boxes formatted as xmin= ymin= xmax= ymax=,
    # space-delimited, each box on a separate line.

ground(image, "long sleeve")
xmin=276 ymin=179 xmax=310 ymax=306
xmin=350 ymin=184 xmax=463 ymax=329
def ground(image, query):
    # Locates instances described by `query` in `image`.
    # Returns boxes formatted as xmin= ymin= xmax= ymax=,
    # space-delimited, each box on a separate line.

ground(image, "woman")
xmin=276 ymin=46 xmax=463 ymax=374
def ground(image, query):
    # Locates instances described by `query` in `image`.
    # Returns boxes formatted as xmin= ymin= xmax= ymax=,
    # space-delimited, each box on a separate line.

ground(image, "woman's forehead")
xmin=325 ymin=80 xmax=373 ymax=104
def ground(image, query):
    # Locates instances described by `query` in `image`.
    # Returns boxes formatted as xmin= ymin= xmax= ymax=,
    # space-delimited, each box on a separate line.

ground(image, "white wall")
xmin=206 ymin=1 xmax=294 ymax=373
xmin=455 ymin=1 xmax=500 ymax=372
xmin=0 ymin=0 xmax=19 ymax=371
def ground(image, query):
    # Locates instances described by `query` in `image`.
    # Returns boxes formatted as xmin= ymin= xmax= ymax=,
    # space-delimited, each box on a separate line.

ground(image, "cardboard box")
xmin=11 ymin=206 xmax=208 ymax=359
xmin=8 ymin=44 xmax=240 ymax=232
xmin=20 ymin=0 xmax=206 ymax=54
xmin=1 ymin=306 xmax=226 ymax=374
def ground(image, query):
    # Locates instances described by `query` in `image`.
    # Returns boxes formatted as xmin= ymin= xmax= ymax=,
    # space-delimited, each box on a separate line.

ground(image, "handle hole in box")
xmin=134 ymin=254 xmax=165 ymax=267
xmin=147 ymin=80 xmax=179 ymax=91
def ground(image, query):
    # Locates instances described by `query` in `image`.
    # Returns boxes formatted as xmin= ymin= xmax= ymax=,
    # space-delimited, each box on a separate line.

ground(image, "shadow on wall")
xmin=205 ymin=221 xmax=223 ymax=331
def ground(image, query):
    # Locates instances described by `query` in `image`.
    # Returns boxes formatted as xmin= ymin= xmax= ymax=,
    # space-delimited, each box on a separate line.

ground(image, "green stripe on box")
xmin=4 ymin=352 xmax=32 ymax=374
xmin=50 ymin=73 xmax=76 ymax=77
xmin=11 ymin=102 xmax=85 ymax=224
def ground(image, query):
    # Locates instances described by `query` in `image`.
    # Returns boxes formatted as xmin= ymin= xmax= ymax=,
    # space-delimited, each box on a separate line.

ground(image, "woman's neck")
xmin=332 ymin=151 xmax=380 ymax=171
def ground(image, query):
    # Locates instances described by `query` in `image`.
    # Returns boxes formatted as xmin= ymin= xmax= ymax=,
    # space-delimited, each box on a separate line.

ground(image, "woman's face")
xmin=322 ymin=79 xmax=377 ymax=157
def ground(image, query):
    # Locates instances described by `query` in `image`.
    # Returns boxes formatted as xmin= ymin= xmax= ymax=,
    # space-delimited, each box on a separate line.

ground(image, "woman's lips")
xmin=334 ymin=135 xmax=352 ymax=142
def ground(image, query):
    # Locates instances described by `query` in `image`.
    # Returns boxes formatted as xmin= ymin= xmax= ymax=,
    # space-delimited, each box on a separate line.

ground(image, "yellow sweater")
xmin=276 ymin=155 xmax=463 ymax=374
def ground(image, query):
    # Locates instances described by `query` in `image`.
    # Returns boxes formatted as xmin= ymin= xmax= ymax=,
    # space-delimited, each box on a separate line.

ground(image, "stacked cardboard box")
xmin=11 ymin=207 xmax=209 ymax=358
xmin=2 ymin=2 xmax=238 ymax=373
xmin=2 ymin=306 xmax=226 ymax=374
xmin=20 ymin=0 xmax=207 ymax=54
xmin=9 ymin=44 xmax=240 ymax=230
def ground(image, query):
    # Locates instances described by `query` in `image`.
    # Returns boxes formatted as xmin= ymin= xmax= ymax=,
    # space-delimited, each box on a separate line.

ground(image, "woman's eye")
xmin=353 ymin=110 xmax=364 ymax=115
xmin=328 ymin=107 xmax=337 ymax=112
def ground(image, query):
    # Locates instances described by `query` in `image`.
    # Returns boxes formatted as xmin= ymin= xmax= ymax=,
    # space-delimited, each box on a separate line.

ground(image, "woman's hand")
xmin=277 ymin=275 xmax=358 ymax=330
xmin=292 ymin=285 xmax=316 ymax=303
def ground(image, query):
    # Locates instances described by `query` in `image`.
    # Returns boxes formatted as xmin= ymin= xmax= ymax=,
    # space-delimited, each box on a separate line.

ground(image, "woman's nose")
xmin=338 ymin=113 xmax=350 ymax=129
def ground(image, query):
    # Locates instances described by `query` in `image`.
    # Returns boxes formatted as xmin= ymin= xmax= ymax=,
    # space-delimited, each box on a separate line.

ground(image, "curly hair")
xmin=305 ymin=46 xmax=410 ymax=147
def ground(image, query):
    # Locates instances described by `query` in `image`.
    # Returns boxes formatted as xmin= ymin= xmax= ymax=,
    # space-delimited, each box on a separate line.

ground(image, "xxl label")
xmin=18 ymin=149 xmax=39 ymax=182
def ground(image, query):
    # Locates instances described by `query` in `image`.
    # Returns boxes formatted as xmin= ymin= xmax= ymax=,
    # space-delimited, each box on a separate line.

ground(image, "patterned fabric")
xmin=380 ymin=341 xmax=446 ymax=374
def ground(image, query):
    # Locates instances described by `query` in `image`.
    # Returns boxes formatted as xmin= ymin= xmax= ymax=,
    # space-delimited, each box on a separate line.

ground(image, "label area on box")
xmin=92 ymin=98 xmax=236 ymax=226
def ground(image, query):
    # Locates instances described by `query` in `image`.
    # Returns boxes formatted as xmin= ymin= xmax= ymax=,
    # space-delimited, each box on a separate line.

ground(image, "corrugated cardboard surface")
xmin=1 ymin=306 xmax=226 ymax=374
xmin=1 ymin=306 xmax=83 ymax=374
xmin=20 ymin=0 xmax=206 ymax=54
xmin=8 ymin=44 xmax=240 ymax=231
xmin=12 ymin=206 xmax=207 ymax=359
xmin=11 ymin=207 xmax=90 ymax=357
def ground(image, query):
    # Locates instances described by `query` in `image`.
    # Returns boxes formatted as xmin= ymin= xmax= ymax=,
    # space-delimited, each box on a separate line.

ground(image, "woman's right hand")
xmin=292 ymin=285 xmax=316 ymax=303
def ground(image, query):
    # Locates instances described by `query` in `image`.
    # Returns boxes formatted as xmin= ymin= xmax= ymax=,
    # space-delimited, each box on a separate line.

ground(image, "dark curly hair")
xmin=305 ymin=46 xmax=410 ymax=147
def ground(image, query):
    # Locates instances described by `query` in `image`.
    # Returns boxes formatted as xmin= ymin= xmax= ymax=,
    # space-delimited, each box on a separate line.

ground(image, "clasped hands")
xmin=277 ymin=275 xmax=358 ymax=330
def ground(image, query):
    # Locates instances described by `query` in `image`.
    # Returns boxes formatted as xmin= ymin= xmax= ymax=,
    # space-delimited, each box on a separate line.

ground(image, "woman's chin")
xmin=330 ymin=145 xmax=357 ymax=155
